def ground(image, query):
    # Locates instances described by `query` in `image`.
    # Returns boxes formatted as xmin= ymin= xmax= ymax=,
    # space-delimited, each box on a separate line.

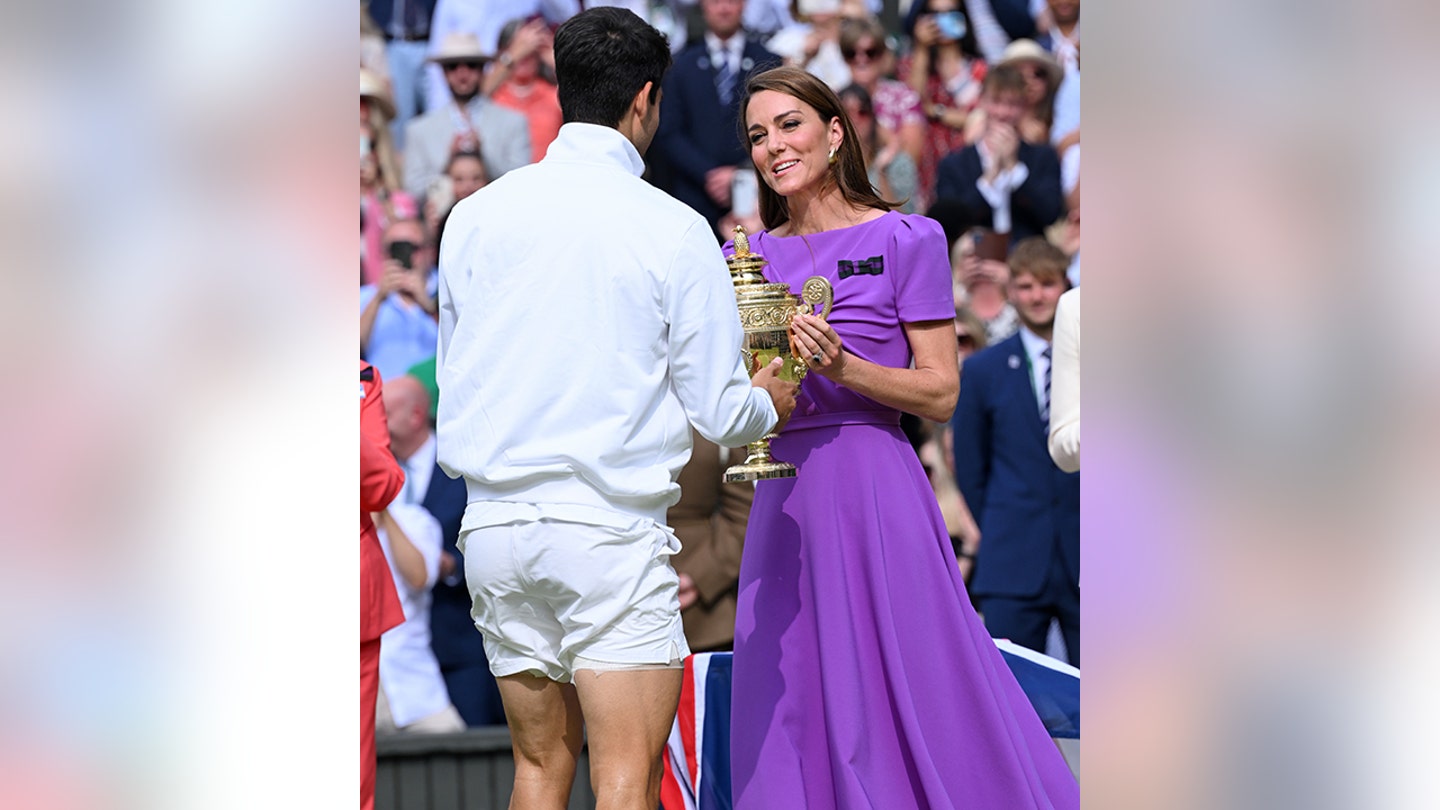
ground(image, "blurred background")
xmin=1 ymin=0 xmax=1437 ymax=807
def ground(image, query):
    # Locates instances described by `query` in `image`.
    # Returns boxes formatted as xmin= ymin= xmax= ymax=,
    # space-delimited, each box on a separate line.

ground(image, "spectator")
xmin=904 ymin=0 xmax=1038 ymax=64
xmin=651 ymin=0 xmax=781 ymax=231
xmin=361 ymin=70 xmax=418 ymax=286
xmin=932 ymin=63 xmax=1064 ymax=244
xmin=359 ymin=361 xmax=405 ymax=810
xmin=361 ymin=217 xmax=439 ymax=381
xmin=383 ymin=374 xmax=507 ymax=727
xmin=422 ymin=150 xmax=487 ymax=234
xmin=900 ymin=0 xmax=986 ymax=209
xmin=838 ymin=16 xmax=924 ymax=167
xmin=952 ymin=227 xmax=1019 ymax=342
xmin=487 ymin=18 xmax=564 ymax=164
xmin=404 ymin=32 xmax=532 ymax=201
xmin=668 ymin=429 xmax=754 ymax=653
xmin=837 ymin=83 xmax=917 ymax=212
xmin=367 ymin=0 xmax=437 ymax=145
xmin=951 ymin=236 xmax=1079 ymax=666
xmin=424 ymin=0 xmax=580 ymax=112
xmin=1036 ymin=0 xmax=1078 ymax=73
xmin=970 ymin=38 xmax=1061 ymax=146
xmin=374 ymin=503 xmax=467 ymax=734
xmin=764 ymin=0 xmax=852 ymax=91
xmin=361 ymin=3 xmax=394 ymax=97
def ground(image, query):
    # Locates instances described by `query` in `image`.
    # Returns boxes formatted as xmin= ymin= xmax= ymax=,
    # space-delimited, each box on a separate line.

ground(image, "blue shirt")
xmin=361 ymin=275 xmax=439 ymax=381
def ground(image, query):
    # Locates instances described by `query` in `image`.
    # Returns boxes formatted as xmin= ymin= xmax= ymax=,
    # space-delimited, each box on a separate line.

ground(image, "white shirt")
xmin=704 ymin=31 xmax=747 ymax=77
xmin=436 ymin=123 xmax=777 ymax=530
xmin=1018 ymin=325 xmax=1052 ymax=418
xmin=378 ymin=502 xmax=450 ymax=728
xmin=396 ymin=433 xmax=437 ymax=506
xmin=975 ymin=141 xmax=1030 ymax=234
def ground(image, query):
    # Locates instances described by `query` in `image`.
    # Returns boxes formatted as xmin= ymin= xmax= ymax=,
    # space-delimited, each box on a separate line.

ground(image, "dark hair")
xmin=444 ymin=150 xmax=485 ymax=174
xmin=553 ymin=7 xmax=671 ymax=127
xmin=839 ymin=17 xmax=888 ymax=60
xmin=836 ymin=83 xmax=878 ymax=155
xmin=905 ymin=0 xmax=981 ymax=62
xmin=982 ymin=63 xmax=1028 ymax=98
xmin=739 ymin=66 xmax=898 ymax=231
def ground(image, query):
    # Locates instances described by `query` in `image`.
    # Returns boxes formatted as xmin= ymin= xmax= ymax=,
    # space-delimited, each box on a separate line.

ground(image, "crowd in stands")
xmin=360 ymin=0 xmax=1080 ymax=733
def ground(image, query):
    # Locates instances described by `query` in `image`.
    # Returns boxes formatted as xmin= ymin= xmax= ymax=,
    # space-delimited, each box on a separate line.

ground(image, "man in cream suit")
xmin=404 ymin=33 xmax=532 ymax=201
xmin=1047 ymin=287 xmax=1079 ymax=472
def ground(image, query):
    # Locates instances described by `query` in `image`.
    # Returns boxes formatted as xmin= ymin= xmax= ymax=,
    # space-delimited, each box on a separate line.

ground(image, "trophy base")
xmin=723 ymin=437 xmax=796 ymax=482
xmin=724 ymin=460 xmax=798 ymax=482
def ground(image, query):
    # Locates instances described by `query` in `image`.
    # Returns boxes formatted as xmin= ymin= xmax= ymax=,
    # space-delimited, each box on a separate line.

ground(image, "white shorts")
xmin=460 ymin=513 xmax=690 ymax=683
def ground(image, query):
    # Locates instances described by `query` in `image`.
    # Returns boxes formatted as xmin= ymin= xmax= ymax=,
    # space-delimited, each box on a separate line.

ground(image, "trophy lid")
xmin=726 ymin=226 xmax=769 ymax=287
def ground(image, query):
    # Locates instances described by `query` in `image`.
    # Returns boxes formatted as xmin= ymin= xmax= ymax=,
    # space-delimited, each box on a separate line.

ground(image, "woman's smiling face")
xmin=745 ymin=89 xmax=842 ymax=199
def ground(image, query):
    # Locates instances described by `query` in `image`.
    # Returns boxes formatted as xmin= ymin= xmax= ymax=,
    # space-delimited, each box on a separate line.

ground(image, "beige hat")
xmin=360 ymin=68 xmax=396 ymax=120
xmin=996 ymin=39 xmax=1063 ymax=89
xmin=428 ymin=32 xmax=493 ymax=64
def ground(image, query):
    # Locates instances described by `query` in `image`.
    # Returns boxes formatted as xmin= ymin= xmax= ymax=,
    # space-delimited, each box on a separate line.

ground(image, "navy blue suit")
xmin=650 ymin=38 xmax=779 ymax=229
xmin=932 ymin=141 xmax=1065 ymax=245
xmin=951 ymin=333 xmax=1080 ymax=664
xmin=422 ymin=462 xmax=505 ymax=726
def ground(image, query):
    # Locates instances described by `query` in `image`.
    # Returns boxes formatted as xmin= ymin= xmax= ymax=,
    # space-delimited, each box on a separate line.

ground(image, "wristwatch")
xmin=498 ymin=52 xmax=515 ymax=69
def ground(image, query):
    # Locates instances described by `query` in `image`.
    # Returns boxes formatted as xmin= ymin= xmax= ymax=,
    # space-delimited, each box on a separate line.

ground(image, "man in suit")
xmin=360 ymin=361 xmax=406 ymax=810
xmin=951 ymin=237 xmax=1078 ymax=666
xmin=404 ymin=32 xmax=532 ymax=201
xmin=668 ymin=429 xmax=753 ymax=652
xmin=650 ymin=0 xmax=779 ymax=231
xmin=931 ymin=63 xmax=1064 ymax=244
xmin=383 ymin=374 xmax=506 ymax=726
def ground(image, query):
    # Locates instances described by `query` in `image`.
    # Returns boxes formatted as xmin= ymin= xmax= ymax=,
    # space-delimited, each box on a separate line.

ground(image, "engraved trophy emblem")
xmin=724 ymin=226 xmax=833 ymax=482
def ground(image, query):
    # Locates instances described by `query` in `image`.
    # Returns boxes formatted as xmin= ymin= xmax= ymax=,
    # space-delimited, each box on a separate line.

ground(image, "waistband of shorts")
xmin=782 ymin=410 xmax=901 ymax=432
xmin=464 ymin=476 xmax=668 ymax=526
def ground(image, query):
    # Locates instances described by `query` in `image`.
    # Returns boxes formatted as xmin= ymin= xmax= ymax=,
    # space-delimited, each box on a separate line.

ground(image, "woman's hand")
xmin=790 ymin=312 xmax=846 ymax=378
xmin=913 ymin=17 xmax=941 ymax=48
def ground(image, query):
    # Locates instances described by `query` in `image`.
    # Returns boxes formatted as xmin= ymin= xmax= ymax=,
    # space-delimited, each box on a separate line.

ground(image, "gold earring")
xmin=828 ymin=146 xmax=837 ymax=165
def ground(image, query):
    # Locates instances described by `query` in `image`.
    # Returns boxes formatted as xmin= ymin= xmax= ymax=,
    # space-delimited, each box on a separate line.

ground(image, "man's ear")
xmin=632 ymin=80 xmax=655 ymax=119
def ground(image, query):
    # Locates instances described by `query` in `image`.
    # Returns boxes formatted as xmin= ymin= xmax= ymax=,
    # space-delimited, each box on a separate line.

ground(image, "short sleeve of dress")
xmin=890 ymin=214 xmax=956 ymax=323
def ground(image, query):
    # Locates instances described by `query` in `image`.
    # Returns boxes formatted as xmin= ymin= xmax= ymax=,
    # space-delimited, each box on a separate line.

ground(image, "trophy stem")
xmin=723 ymin=435 xmax=797 ymax=482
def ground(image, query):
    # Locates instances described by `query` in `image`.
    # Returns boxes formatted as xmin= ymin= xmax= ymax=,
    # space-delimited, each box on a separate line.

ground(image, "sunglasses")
xmin=442 ymin=60 xmax=485 ymax=72
xmin=844 ymin=45 xmax=884 ymax=61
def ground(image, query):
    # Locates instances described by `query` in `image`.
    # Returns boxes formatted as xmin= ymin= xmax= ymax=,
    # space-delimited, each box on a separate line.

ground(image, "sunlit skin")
xmin=446 ymin=154 xmax=488 ymax=200
xmin=1008 ymin=271 xmax=1066 ymax=337
xmin=745 ymin=90 xmax=842 ymax=210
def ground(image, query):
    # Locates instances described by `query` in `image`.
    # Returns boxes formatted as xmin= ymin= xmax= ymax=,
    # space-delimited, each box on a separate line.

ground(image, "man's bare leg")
xmin=496 ymin=674 xmax=584 ymax=810
xmin=572 ymin=667 xmax=683 ymax=810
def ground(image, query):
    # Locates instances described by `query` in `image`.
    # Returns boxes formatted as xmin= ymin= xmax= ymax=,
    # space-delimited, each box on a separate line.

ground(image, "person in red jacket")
xmin=360 ymin=360 xmax=405 ymax=810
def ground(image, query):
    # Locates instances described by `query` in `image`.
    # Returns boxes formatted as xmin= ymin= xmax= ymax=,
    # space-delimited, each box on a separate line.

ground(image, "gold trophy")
xmin=724 ymin=226 xmax=833 ymax=483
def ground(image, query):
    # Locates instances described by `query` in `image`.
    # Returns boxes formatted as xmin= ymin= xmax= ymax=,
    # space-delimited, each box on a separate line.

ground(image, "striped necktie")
xmin=714 ymin=47 xmax=737 ymax=105
xmin=1040 ymin=345 xmax=1053 ymax=425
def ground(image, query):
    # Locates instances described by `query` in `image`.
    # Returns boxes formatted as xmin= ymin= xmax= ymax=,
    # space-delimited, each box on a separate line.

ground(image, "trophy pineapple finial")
xmin=733 ymin=226 xmax=751 ymax=257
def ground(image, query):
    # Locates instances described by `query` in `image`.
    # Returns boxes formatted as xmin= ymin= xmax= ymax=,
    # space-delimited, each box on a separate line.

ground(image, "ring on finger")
xmin=811 ymin=352 xmax=823 ymax=364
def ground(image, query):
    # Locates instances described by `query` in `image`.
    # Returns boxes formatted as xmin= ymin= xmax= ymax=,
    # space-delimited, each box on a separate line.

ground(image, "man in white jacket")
xmin=435 ymin=8 xmax=796 ymax=809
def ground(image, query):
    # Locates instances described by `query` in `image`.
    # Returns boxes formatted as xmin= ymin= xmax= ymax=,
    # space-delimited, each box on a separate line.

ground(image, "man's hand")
xmin=961 ymin=256 xmax=1009 ymax=288
xmin=983 ymin=121 xmax=1020 ymax=179
xmin=439 ymin=551 xmax=457 ymax=580
xmin=378 ymin=261 xmax=409 ymax=298
xmin=705 ymin=166 xmax=736 ymax=207
xmin=677 ymin=572 xmax=699 ymax=611
xmin=751 ymin=356 xmax=798 ymax=431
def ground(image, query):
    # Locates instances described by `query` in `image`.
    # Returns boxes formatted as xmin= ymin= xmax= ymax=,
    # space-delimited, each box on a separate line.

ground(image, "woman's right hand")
xmin=913 ymin=17 xmax=940 ymax=48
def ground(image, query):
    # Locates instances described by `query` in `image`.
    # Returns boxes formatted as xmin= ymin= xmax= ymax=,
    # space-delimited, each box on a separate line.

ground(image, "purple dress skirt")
xmin=729 ymin=212 xmax=1078 ymax=809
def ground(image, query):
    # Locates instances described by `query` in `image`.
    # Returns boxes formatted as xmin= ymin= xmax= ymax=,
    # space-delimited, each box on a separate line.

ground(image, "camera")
xmin=934 ymin=11 xmax=967 ymax=41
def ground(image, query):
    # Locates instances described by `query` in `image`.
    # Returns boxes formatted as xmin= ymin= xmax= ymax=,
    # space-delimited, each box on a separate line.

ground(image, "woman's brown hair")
xmin=739 ymin=66 xmax=899 ymax=231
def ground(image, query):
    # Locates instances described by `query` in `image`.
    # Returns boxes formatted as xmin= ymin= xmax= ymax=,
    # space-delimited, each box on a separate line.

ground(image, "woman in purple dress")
xmin=729 ymin=66 xmax=1077 ymax=809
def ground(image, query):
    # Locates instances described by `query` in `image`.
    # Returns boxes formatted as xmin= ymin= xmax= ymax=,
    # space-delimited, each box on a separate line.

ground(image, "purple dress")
xmin=729 ymin=212 xmax=1078 ymax=809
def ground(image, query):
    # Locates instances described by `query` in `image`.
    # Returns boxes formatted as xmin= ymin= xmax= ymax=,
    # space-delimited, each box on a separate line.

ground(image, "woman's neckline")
xmin=768 ymin=208 xmax=893 ymax=239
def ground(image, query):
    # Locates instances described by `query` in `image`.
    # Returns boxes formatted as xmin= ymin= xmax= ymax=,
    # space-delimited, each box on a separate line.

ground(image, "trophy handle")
xmin=799 ymin=276 xmax=834 ymax=319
